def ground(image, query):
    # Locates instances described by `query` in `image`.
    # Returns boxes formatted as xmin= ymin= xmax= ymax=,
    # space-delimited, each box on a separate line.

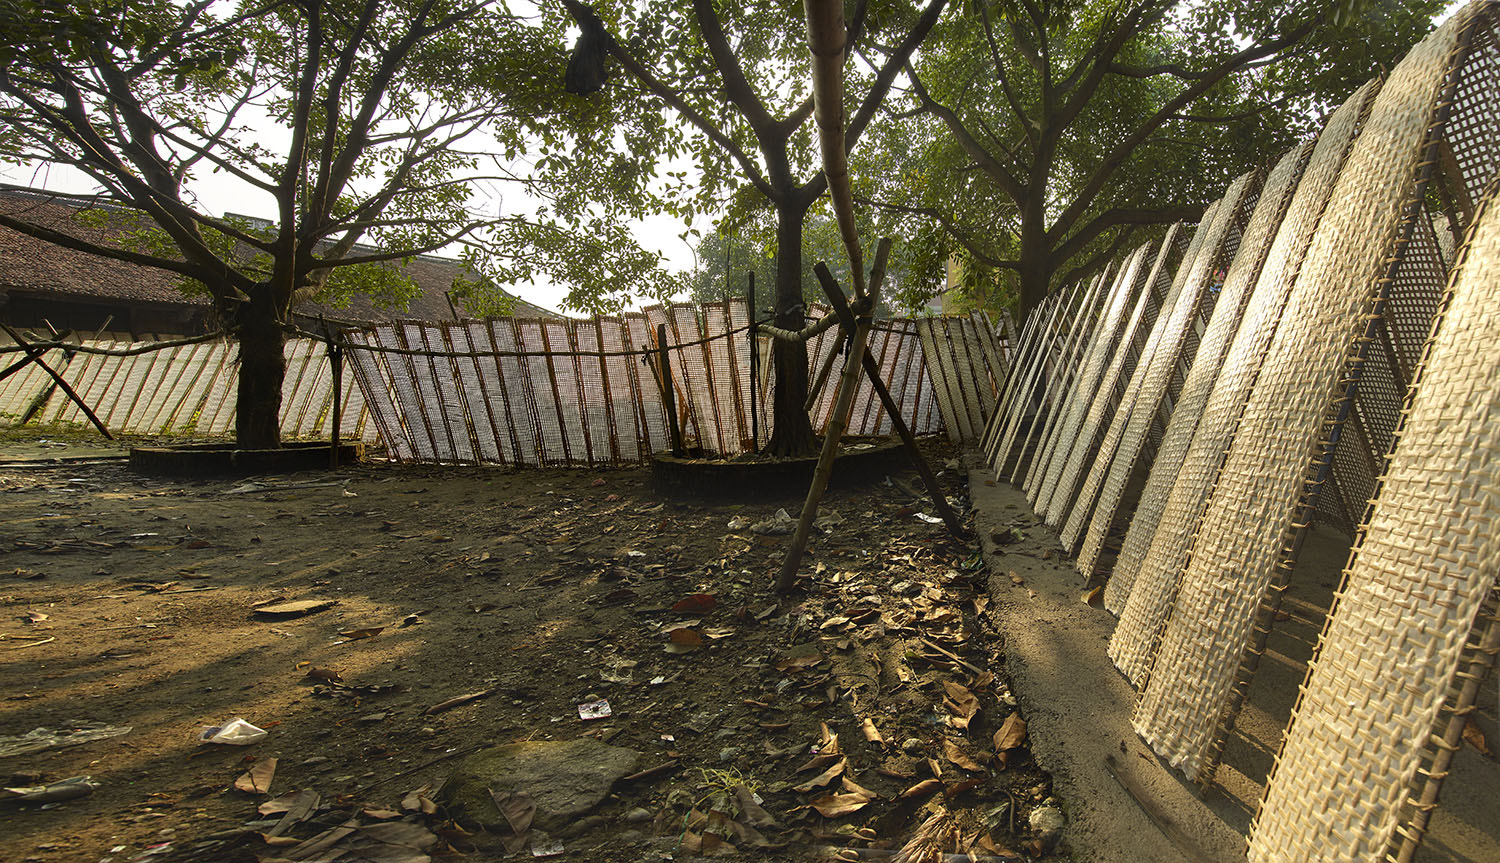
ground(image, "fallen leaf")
xmin=792 ymin=758 xmax=846 ymax=792
xmin=809 ymin=791 xmax=871 ymax=818
xmin=775 ymin=649 xmax=824 ymax=672
xmin=994 ymin=713 xmax=1028 ymax=768
xmin=943 ymin=738 xmax=987 ymax=772
xmin=820 ymin=615 xmax=851 ymax=630
xmin=234 ymin=757 xmax=277 ymax=795
xmin=672 ymin=593 xmax=717 ymax=614
xmin=733 ymin=785 xmax=778 ymax=828
xmin=362 ymin=807 xmax=402 ymax=820
xmin=304 ymin=667 xmax=343 ymax=684
xmin=700 ymin=626 xmax=736 ymax=640
xmin=945 ymin=777 xmax=983 ymax=796
xmin=860 ymin=718 xmax=884 ymax=746
xmin=1009 ymin=571 xmax=1024 ymax=585
xmin=22 ymin=610 xmax=47 ymax=624
xmin=897 ymin=779 xmax=942 ymax=800
xmin=665 ymin=627 xmax=703 ymax=654
xmin=942 ymin=680 xmax=980 ymax=730
xmin=337 ymin=627 xmax=384 ymax=641
xmin=489 ymin=790 xmax=535 ymax=854
xmin=1464 ymin=718 xmax=1493 ymax=758
xmin=840 ymin=776 xmax=879 ymax=800
xmin=1081 ymin=586 xmax=1103 ymax=607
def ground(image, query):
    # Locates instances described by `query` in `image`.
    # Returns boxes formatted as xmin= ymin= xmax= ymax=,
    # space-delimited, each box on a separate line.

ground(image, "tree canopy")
xmin=855 ymin=0 xmax=1446 ymax=315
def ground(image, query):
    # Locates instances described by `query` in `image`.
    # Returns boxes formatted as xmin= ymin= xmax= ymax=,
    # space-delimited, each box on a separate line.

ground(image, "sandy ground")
xmin=0 ymin=431 xmax=1056 ymax=863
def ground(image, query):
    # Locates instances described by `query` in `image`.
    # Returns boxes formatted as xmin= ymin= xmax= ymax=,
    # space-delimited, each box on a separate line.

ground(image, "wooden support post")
xmin=747 ymin=272 xmax=758 ymax=450
xmin=0 ymin=324 xmax=112 ymax=440
xmin=859 ymin=348 xmax=965 ymax=537
xmin=803 ymin=333 xmax=843 ymax=411
xmin=657 ymin=323 xmax=684 ymax=455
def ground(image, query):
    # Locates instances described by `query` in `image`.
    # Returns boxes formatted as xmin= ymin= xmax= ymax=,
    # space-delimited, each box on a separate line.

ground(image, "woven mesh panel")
xmin=1247 ymin=173 xmax=1500 ymax=863
xmin=1031 ymin=243 xmax=1154 ymax=516
xmin=1040 ymin=232 xmax=1180 ymax=526
xmin=1068 ymin=175 xmax=1258 ymax=570
xmin=1133 ymin=15 xmax=1472 ymax=780
xmin=1108 ymin=80 xmax=1380 ymax=687
xmin=1057 ymin=211 xmax=1219 ymax=547
xmin=1022 ymin=262 xmax=1128 ymax=494
xmin=1104 ymin=141 xmax=1315 ymax=616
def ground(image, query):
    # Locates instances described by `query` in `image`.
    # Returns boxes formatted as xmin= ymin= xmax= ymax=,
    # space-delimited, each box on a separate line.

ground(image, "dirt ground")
xmin=0 ymin=430 xmax=1056 ymax=862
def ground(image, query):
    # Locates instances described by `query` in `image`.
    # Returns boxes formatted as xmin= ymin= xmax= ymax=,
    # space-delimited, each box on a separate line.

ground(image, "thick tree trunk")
xmin=235 ymin=291 xmax=286 ymax=449
xmin=1017 ymin=198 xmax=1052 ymax=319
xmin=765 ymin=198 xmax=817 ymax=457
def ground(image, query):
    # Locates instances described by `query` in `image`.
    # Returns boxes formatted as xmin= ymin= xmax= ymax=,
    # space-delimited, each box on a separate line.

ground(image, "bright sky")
xmin=2 ymin=0 xmax=1472 ymax=314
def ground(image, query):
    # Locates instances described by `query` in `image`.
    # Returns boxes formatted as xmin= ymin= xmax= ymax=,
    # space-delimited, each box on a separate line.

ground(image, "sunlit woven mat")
xmin=1248 ymin=173 xmax=1500 ymax=863
xmin=1102 ymin=141 xmax=1313 ymax=617
xmin=1106 ymin=80 xmax=1379 ymax=685
xmin=1133 ymin=11 xmax=1477 ymax=782
xmin=1023 ymin=251 xmax=1147 ymax=501
xmin=982 ymin=289 xmax=1068 ymax=472
xmin=1057 ymin=202 xmax=1221 ymax=551
xmin=1029 ymin=243 xmax=1154 ymax=517
xmin=1039 ymin=228 xmax=1179 ymax=529
xmin=992 ymin=273 xmax=1107 ymax=479
xmin=1068 ymin=172 xmax=1259 ymax=573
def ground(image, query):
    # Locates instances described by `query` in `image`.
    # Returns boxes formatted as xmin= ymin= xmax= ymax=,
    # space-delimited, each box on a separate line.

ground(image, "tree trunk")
xmin=765 ymin=198 xmax=817 ymax=456
xmin=1017 ymin=197 xmax=1052 ymax=319
xmin=235 ymin=290 xmax=286 ymax=449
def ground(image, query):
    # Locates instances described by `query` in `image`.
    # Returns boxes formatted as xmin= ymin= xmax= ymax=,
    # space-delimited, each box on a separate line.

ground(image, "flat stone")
xmin=440 ymin=738 xmax=640 ymax=831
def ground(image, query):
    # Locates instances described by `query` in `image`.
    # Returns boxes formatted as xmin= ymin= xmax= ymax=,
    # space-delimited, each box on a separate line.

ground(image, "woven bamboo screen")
xmin=1034 ymin=230 xmax=1179 ymax=527
xmin=0 ymin=337 xmax=371 ymax=441
xmin=1058 ymin=183 xmax=1242 ymax=557
xmin=979 ymin=288 xmax=1068 ymax=474
xmin=1248 ymin=175 xmax=1500 ymax=863
xmin=343 ymin=300 xmax=997 ymax=467
xmin=1069 ymin=174 xmax=1258 ymax=573
xmin=1106 ymin=79 xmax=1380 ymax=685
xmin=1102 ymin=141 xmax=1315 ymax=618
xmin=1134 ymin=7 xmax=1495 ymax=783
xmin=1028 ymin=242 xmax=1150 ymax=517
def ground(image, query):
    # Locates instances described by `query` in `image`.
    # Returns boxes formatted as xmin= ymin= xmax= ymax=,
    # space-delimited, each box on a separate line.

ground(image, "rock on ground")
xmin=440 ymin=738 xmax=641 ymax=831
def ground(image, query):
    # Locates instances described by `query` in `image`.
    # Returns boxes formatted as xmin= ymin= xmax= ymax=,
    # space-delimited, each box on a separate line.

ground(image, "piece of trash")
xmin=727 ymin=515 xmax=752 ymax=530
xmin=813 ymin=510 xmax=844 ymax=532
xmin=914 ymin=512 xmax=944 ymax=524
xmin=252 ymin=599 xmax=334 ymax=619
xmin=196 ymin=718 xmax=268 ymax=746
xmin=21 ymin=610 xmax=48 ymax=624
xmin=577 ymin=699 xmax=612 ymax=721
xmin=531 ymin=836 xmax=565 ymax=857
xmin=1 ymin=775 xmax=98 ymax=805
xmin=751 ymin=509 xmax=795 ymax=536
xmin=0 ymin=721 xmax=132 ymax=758
xmin=234 ymin=757 xmax=278 ymax=795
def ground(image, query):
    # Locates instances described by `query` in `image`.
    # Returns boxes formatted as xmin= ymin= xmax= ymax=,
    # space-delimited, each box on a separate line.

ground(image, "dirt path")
xmin=0 ymin=435 xmax=1056 ymax=862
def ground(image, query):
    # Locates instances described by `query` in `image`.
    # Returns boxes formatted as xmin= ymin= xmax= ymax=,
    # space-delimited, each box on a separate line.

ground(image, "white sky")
xmin=3 ymin=0 xmax=1471 ymax=314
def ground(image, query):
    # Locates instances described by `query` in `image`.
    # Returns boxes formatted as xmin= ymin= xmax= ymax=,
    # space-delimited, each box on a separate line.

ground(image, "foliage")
xmin=858 ymin=0 xmax=1447 ymax=314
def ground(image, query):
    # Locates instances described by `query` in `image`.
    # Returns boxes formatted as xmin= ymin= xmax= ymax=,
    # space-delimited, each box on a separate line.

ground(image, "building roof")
xmin=0 ymin=189 xmax=560 ymax=324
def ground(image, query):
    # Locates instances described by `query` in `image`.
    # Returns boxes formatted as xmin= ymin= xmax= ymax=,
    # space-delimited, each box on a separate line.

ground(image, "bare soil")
xmin=0 ymin=430 xmax=1055 ymax=862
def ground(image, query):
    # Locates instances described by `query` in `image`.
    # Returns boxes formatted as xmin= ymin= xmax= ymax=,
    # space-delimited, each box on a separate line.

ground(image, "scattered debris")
xmin=1 ymin=775 xmax=98 ymax=805
xmin=0 ymin=721 xmax=132 ymax=757
xmin=233 ymin=757 xmax=277 ymax=795
xmin=252 ymin=598 xmax=335 ymax=619
xmin=195 ymin=718 xmax=268 ymax=746
xmin=577 ymin=699 xmax=611 ymax=721
xmin=423 ymin=686 xmax=500 ymax=715
xmin=751 ymin=509 xmax=796 ymax=535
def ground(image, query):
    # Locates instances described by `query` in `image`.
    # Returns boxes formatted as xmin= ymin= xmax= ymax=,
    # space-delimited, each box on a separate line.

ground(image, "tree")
xmin=0 ymin=0 xmax=671 ymax=448
xmin=554 ymin=0 xmax=948 ymax=456
xmin=859 ymin=0 xmax=1445 ymax=316
xmin=681 ymin=207 xmax=912 ymax=315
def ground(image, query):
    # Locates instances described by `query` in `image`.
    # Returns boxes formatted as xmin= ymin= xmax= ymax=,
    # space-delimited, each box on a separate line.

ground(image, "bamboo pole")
xmin=0 ymin=323 xmax=112 ymax=440
xmin=657 ymin=323 xmax=684 ymax=455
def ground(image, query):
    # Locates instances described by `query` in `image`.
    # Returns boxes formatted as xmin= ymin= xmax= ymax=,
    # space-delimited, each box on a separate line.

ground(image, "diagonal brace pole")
xmin=0 ymin=323 xmax=112 ymax=440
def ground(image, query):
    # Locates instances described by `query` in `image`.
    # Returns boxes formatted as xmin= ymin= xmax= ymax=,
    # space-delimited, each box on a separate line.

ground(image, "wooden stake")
xmin=657 ymin=323 xmax=684 ymax=455
xmin=0 ymin=324 xmax=112 ymax=440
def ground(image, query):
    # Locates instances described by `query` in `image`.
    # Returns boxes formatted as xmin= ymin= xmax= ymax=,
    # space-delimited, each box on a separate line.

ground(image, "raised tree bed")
xmin=129 ymin=441 xmax=364 ymax=476
xmin=650 ymin=435 xmax=906 ymax=499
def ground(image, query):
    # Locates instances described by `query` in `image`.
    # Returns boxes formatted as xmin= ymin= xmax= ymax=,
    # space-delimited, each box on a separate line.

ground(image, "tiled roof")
xmin=0 ymin=190 xmax=562 ymax=323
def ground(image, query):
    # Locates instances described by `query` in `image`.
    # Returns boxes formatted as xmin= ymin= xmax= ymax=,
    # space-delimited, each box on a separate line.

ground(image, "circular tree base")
xmin=129 ymin=441 xmax=365 ymax=477
xmin=651 ymin=435 xmax=907 ymax=499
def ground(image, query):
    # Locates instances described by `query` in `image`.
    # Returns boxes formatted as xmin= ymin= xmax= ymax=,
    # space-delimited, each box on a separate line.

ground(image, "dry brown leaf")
xmin=840 ymin=776 xmax=879 ymax=800
xmin=943 ymin=738 xmax=987 ymax=772
xmin=234 ymin=757 xmax=277 ymax=795
xmin=860 ymin=717 xmax=884 ymax=746
xmin=897 ymin=779 xmax=942 ymax=800
xmin=972 ymin=595 xmax=990 ymax=616
xmin=1464 ymin=717 xmax=1493 ymax=758
xmin=792 ymin=758 xmax=846 ymax=792
xmin=809 ymin=791 xmax=871 ymax=818
xmin=993 ymin=713 xmax=1027 ymax=751
xmin=941 ymin=680 xmax=980 ymax=730
xmin=732 ymin=785 xmax=778 ymax=828
xmin=1081 ymin=586 xmax=1104 ymax=607
xmin=665 ymin=627 xmax=703 ymax=654
xmin=338 ymin=627 xmax=384 ymax=640
xmin=1009 ymin=571 xmax=1024 ymax=585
